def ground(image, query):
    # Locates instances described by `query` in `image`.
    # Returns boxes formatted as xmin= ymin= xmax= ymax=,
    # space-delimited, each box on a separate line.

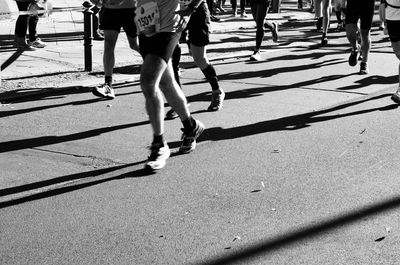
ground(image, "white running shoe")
xmin=28 ymin=38 xmax=47 ymax=48
xmin=250 ymin=51 xmax=261 ymax=61
xmin=145 ymin=142 xmax=171 ymax=171
xmin=92 ymin=83 xmax=115 ymax=99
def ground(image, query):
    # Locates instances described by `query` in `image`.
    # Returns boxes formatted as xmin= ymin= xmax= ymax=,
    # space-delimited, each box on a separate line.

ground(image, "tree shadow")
xmin=193 ymin=194 xmax=400 ymax=265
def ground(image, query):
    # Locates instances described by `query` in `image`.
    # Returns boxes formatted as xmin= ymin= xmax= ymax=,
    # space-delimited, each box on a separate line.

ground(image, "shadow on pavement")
xmin=0 ymin=161 xmax=152 ymax=209
xmin=0 ymin=119 xmax=149 ymax=153
xmin=1 ymin=50 xmax=23 ymax=71
xmin=193 ymin=194 xmax=400 ymax=265
xmin=170 ymin=93 xmax=397 ymax=149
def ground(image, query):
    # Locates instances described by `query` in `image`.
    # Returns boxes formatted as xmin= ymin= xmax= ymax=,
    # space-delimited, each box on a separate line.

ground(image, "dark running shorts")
xmin=99 ymin=8 xmax=138 ymax=37
xmin=185 ymin=2 xmax=211 ymax=46
xmin=139 ymin=32 xmax=181 ymax=63
xmin=345 ymin=0 xmax=375 ymax=30
xmin=387 ymin=20 xmax=400 ymax=42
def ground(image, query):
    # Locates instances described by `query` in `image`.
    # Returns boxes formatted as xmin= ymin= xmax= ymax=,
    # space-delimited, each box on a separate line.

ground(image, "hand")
xmin=175 ymin=7 xmax=193 ymax=18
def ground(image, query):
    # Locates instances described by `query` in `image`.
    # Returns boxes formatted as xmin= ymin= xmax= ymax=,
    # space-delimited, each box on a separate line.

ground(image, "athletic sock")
xmin=105 ymin=76 xmax=112 ymax=86
xmin=152 ymin=134 xmax=164 ymax=145
xmin=182 ymin=116 xmax=195 ymax=132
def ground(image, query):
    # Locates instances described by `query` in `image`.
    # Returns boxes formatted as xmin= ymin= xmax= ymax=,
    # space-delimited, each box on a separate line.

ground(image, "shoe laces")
xmin=101 ymin=83 xmax=112 ymax=92
xmin=148 ymin=143 xmax=164 ymax=160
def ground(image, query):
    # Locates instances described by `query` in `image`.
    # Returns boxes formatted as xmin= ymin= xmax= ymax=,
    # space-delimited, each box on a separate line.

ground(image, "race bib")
xmin=135 ymin=2 xmax=160 ymax=36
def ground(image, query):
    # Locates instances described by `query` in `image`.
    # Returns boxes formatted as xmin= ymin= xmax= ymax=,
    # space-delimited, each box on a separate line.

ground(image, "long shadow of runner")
xmin=0 ymin=120 xmax=149 ymax=153
xmin=193 ymin=194 xmax=400 ymax=265
xmin=169 ymin=94 xmax=398 ymax=148
xmin=0 ymin=160 xmax=152 ymax=209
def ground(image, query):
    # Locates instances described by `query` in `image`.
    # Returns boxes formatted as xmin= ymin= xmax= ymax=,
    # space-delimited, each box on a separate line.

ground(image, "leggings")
xmin=231 ymin=0 xmax=246 ymax=12
xmin=251 ymin=0 xmax=273 ymax=50
xmin=15 ymin=1 xmax=39 ymax=41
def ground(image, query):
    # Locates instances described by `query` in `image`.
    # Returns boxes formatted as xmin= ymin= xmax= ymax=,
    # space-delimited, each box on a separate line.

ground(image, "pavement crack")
xmin=31 ymin=147 xmax=128 ymax=167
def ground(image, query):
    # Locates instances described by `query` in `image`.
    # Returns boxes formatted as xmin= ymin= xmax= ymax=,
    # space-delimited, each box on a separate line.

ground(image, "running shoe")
xmin=208 ymin=90 xmax=225 ymax=111
xmin=216 ymin=6 xmax=225 ymax=13
xmin=336 ymin=21 xmax=344 ymax=31
xmin=321 ymin=34 xmax=328 ymax=45
xmin=145 ymin=142 xmax=170 ymax=171
xmin=179 ymin=120 xmax=205 ymax=154
xmin=15 ymin=42 xmax=36 ymax=51
xmin=391 ymin=89 xmax=400 ymax=104
xmin=14 ymin=36 xmax=36 ymax=51
xmin=250 ymin=51 xmax=261 ymax=61
xmin=240 ymin=11 xmax=248 ymax=18
xmin=165 ymin=108 xmax=179 ymax=120
xmin=211 ymin=15 xmax=220 ymax=22
xmin=271 ymin=22 xmax=279 ymax=42
xmin=92 ymin=83 xmax=115 ymax=99
xmin=359 ymin=62 xmax=368 ymax=75
xmin=28 ymin=38 xmax=47 ymax=48
xmin=348 ymin=49 xmax=358 ymax=67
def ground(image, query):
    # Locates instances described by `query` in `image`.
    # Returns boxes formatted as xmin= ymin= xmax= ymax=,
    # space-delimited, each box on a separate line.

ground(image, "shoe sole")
xmin=165 ymin=113 xmax=179 ymax=120
xmin=272 ymin=22 xmax=279 ymax=42
xmin=92 ymin=88 xmax=115 ymax=99
xmin=391 ymin=95 xmax=400 ymax=104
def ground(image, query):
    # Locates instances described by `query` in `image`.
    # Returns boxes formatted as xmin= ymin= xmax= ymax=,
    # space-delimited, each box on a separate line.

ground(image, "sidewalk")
xmin=0 ymin=0 xmax=315 ymax=100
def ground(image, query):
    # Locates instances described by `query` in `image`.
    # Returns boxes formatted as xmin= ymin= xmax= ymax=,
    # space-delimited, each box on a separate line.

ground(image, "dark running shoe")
xmin=179 ymin=120 xmax=205 ymax=154
xmin=271 ymin=22 xmax=279 ymax=42
xmin=348 ymin=49 xmax=358 ymax=67
xmin=211 ymin=15 xmax=220 ymax=22
xmin=321 ymin=34 xmax=328 ymax=45
xmin=145 ymin=142 xmax=170 ymax=171
xmin=208 ymin=90 xmax=225 ymax=111
xmin=165 ymin=108 xmax=179 ymax=120
xmin=359 ymin=62 xmax=368 ymax=75
xmin=391 ymin=90 xmax=400 ymax=104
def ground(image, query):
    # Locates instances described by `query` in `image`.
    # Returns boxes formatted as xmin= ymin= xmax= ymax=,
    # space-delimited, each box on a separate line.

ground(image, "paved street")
xmin=1 ymin=1 xmax=400 ymax=264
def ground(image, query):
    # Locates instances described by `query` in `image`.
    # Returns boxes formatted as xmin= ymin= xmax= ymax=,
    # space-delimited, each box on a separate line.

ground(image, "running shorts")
xmin=99 ymin=8 xmax=138 ymax=38
xmin=185 ymin=2 xmax=211 ymax=46
xmin=345 ymin=0 xmax=375 ymax=30
xmin=387 ymin=20 xmax=400 ymax=42
xmin=139 ymin=32 xmax=181 ymax=63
